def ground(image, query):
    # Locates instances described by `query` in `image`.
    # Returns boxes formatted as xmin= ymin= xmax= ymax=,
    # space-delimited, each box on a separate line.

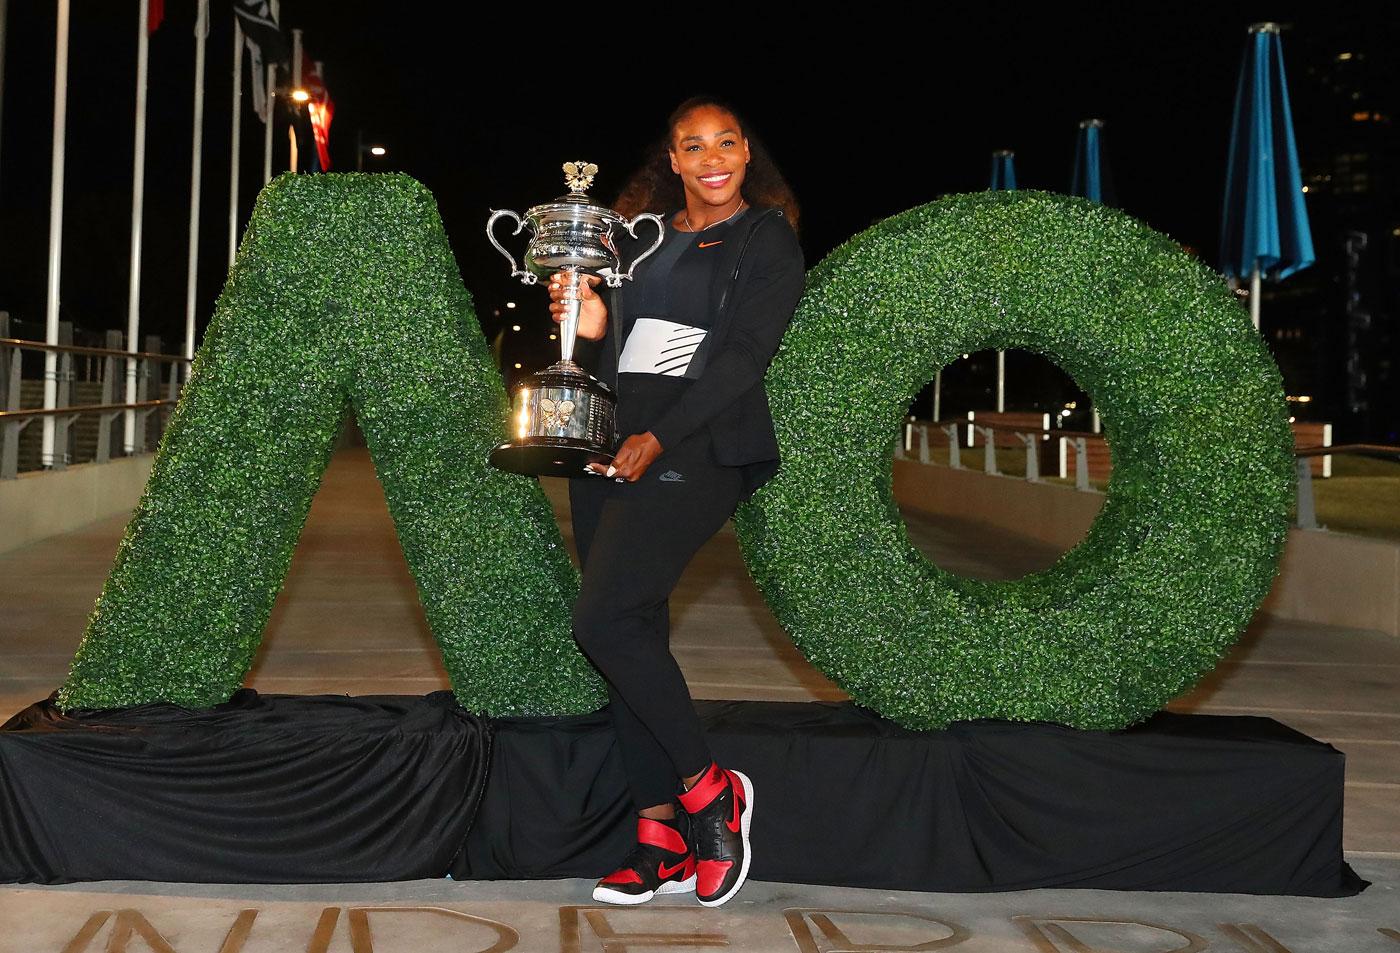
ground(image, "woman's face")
xmin=668 ymin=105 xmax=751 ymax=210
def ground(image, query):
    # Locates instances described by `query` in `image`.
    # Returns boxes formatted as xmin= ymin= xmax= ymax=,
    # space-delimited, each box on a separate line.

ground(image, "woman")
xmin=545 ymin=96 xmax=804 ymax=907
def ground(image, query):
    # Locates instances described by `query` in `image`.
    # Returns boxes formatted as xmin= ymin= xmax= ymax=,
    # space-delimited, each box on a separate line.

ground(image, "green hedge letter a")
xmin=58 ymin=174 xmax=605 ymax=716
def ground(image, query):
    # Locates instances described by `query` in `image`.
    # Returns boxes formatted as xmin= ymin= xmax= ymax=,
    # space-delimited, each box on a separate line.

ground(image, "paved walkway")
xmin=2 ymin=448 xmax=1397 ymax=952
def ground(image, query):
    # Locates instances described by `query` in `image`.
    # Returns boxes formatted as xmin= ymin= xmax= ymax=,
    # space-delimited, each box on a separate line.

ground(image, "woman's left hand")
xmin=589 ymin=432 xmax=663 ymax=481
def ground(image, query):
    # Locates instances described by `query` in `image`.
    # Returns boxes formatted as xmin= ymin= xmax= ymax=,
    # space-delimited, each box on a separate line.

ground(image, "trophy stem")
xmin=558 ymin=267 xmax=581 ymax=364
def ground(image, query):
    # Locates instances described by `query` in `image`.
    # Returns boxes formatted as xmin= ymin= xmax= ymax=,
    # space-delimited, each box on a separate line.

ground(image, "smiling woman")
xmin=544 ymin=96 xmax=805 ymax=909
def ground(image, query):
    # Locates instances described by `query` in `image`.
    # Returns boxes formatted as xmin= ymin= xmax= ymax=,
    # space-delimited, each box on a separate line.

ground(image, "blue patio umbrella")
xmin=1220 ymin=22 xmax=1315 ymax=329
xmin=986 ymin=150 xmax=1017 ymax=412
xmin=1071 ymin=119 xmax=1118 ymax=207
xmin=989 ymin=150 xmax=1017 ymax=191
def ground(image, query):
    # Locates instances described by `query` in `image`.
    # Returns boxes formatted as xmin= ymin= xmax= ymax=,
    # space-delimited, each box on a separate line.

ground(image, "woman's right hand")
xmin=547 ymin=273 xmax=608 ymax=341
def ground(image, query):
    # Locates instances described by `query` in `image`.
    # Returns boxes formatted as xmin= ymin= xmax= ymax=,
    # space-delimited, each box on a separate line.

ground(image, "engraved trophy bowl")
xmin=486 ymin=162 xmax=664 ymax=477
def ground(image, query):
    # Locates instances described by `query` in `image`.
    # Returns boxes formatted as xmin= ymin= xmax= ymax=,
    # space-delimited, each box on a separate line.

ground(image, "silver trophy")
xmin=486 ymin=162 xmax=664 ymax=476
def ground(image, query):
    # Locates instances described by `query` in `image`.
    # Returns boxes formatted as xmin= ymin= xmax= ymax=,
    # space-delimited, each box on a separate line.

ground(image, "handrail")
xmin=901 ymin=423 xmax=1400 ymax=527
xmin=925 ymin=418 xmax=1100 ymax=440
xmin=0 ymin=337 xmax=190 ymax=364
xmin=1296 ymin=442 xmax=1400 ymax=458
xmin=0 ymin=399 xmax=173 ymax=421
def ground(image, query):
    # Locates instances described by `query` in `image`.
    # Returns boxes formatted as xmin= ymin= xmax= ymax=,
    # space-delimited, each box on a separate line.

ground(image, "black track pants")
xmin=568 ymin=431 xmax=743 ymax=811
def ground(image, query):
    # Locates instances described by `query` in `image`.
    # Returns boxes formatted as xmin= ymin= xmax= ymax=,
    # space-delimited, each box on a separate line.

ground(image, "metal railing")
xmin=0 ymin=324 xmax=189 ymax=479
xmin=1293 ymin=443 xmax=1400 ymax=531
xmin=897 ymin=419 xmax=1102 ymax=490
xmin=898 ymin=419 xmax=1400 ymax=533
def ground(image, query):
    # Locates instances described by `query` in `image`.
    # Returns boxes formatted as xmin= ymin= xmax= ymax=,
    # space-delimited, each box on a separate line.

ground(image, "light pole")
xmin=355 ymin=129 xmax=387 ymax=172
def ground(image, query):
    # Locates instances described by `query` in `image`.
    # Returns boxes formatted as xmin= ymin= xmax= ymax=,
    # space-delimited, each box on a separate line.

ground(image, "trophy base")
xmin=489 ymin=439 xmax=615 ymax=478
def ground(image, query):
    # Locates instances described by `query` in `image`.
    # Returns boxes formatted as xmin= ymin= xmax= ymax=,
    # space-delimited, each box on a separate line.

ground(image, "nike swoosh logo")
xmin=726 ymin=789 xmax=742 ymax=833
xmin=697 ymin=241 xmax=724 ymax=248
xmin=658 ymin=858 xmax=689 ymax=878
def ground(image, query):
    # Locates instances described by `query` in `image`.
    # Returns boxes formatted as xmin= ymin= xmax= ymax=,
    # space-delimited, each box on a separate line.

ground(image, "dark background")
xmin=1 ymin=2 xmax=1396 ymax=439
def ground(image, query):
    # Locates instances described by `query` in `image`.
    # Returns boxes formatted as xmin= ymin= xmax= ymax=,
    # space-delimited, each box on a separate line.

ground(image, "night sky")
xmin=1 ymin=3 xmax=1395 ymax=398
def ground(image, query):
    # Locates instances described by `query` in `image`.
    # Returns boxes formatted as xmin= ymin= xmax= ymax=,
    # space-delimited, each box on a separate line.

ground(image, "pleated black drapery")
xmin=457 ymin=700 xmax=1365 ymax=897
xmin=0 ymin=691 xmax=490 ymax=884
xmin=0 ymin=694 xmax=1363 ymax=895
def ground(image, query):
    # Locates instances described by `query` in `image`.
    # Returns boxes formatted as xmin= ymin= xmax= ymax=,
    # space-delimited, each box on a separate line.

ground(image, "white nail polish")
xmin=605 ymin=466 xmax=617 ymax=477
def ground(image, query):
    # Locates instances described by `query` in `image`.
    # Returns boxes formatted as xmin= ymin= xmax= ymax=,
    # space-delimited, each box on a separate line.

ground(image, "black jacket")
xmin=591 ymin=207 xmax=806 ymax=498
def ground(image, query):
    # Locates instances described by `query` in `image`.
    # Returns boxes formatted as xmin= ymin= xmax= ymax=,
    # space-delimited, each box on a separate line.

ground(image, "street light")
xmin=290 ymin=88 xmax=311 ymax=104
xmin=355 ymin=129 xmax=389 ymax=172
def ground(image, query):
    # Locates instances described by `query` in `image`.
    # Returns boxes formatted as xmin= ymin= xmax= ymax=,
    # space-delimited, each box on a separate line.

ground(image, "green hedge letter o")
xmin=735 ymin=191 xmax=1294 ymax=731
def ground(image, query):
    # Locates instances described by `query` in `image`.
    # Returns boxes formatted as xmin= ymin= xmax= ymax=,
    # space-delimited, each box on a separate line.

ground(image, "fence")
xmin=898 ymin=417 xmax=1399 ymax=533
xmin=0 ymin=315 xmax=189 ymax=479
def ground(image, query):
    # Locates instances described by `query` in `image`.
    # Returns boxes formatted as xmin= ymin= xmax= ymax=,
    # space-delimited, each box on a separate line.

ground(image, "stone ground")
xmin=2 ymin=447 xmax=1397 ymax=952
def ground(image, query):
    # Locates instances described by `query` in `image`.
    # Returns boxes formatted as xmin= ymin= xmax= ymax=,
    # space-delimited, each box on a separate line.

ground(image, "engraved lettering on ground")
xmin=308 ymin=908 xmax=341 ymax=953
xmin=784 ymin=901 xmax=968 ymax=946
xmin=60 ymin=909 xmax=260 ymax=953
xmin=783 ymin=908 xmax=970 ymax=952
xmin=1218 ymin=923 xmax=1296 ymax=952
xmin=347 ymin=906 xmax=519 ymax=953
xmin=59 ymin=912 xmax=111 ymax=953
xmin=1012 ymin=916 xmax=1207 ymax=953
xmin=557 ymin=905 xmax=729 ymax=953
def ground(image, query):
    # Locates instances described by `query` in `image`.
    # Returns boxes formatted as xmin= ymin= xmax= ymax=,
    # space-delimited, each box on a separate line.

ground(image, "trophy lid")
xmin=560 ymin=160 xmax=598 ymax=198
xmin=525 ymin=161 xmax=625 ymax=221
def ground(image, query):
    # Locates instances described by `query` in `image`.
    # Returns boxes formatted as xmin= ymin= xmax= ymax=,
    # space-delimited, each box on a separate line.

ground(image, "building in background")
xmin=1271 ymin=28 xmax=1399 ymax=443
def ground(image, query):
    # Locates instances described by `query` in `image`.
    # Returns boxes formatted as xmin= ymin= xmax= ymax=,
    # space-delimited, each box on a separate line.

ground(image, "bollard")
xmin=976 ymin=425 xmax=999 ymax=476
xmin=1295 ymin=457 xmax=1320 ymax=530
xmin=1017 ymin=431 xmax=1040 ymax=482
xmin=1074 ymin=437 xmax=1090 ymax=491
xmin=941 ymin=423 xmax=961 ymax=469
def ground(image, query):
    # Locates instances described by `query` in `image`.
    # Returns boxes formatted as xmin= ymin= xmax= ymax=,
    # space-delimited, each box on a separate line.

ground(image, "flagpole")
xmin=228 ymin=19 xmax=242 ymax=269
xmin=124 ymin=0 xmax=151 ymax=454
xmin=0 ymin=0 xmax=9 ymax=196
xmin=261 ymin=0 xmax=280 ymax=184
xmin=288 ymin=27 xmax=302 ymax=173
xmin=1249 ymin=264 xmax=1262 ymax=330
xmin=996 ymin=350 xmax=1005 ymax=412
xmin=42 ymin=0 xmax=71 ymax=468
xmin=184 ymin=0 xmax=209 ymax=375
xmin=263 ymin=62 xmax=275 ymax=182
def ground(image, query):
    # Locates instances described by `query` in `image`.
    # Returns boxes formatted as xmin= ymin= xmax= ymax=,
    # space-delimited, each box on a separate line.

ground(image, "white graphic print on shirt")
xmin=617 ymin=318 xmax=709 ymax=377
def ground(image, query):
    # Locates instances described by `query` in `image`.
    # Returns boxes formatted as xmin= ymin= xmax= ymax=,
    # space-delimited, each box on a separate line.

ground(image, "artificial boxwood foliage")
xmin=59 ymin=180 xmax=1290 ymax=734
xmin=58 ymin=174 xmax=605 ymax=714
xmin=734 ymin=190 xmax=1293 ymax=730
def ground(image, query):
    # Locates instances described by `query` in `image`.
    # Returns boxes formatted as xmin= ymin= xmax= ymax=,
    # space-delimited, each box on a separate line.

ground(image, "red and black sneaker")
xmin=677 ymin=762 xmax=754 ymax=907
xmin=592 ymin=813 xmax=697 ymax=905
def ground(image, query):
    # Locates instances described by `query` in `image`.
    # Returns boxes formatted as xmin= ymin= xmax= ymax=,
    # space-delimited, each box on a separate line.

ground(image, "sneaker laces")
xmin=686 ymin=794 xmax=729 ymax=858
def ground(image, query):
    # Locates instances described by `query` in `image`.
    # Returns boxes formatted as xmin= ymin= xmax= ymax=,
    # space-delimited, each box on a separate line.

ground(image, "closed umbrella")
xmin=1220 ymin=22 xmax=1314 ymax=329
xmin=989 ymin=149 xmax=1017 ymax=191
xmin=1070 ymin=118 xmax=1118 ymax=208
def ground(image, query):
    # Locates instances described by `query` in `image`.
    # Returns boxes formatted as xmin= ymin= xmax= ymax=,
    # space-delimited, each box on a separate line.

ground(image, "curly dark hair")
xmin=613 ymin=96 xmax=801 ymax=235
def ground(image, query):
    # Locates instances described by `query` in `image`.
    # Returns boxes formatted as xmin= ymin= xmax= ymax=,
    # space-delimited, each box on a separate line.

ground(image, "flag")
xmin=148 ymin=0 xmax=165 ymax=33
xmin=302 ymin=55 xmax=334 ymax=171
xmin=234 ymin=0 xmax=290 ymax=123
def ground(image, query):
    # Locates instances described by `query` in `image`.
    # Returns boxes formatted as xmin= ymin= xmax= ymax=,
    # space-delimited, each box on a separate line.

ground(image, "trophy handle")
xmin=608 ymin=212 xmax=667 ymax=287
xmin=486 ymin=209 xmax=538 ymax=285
